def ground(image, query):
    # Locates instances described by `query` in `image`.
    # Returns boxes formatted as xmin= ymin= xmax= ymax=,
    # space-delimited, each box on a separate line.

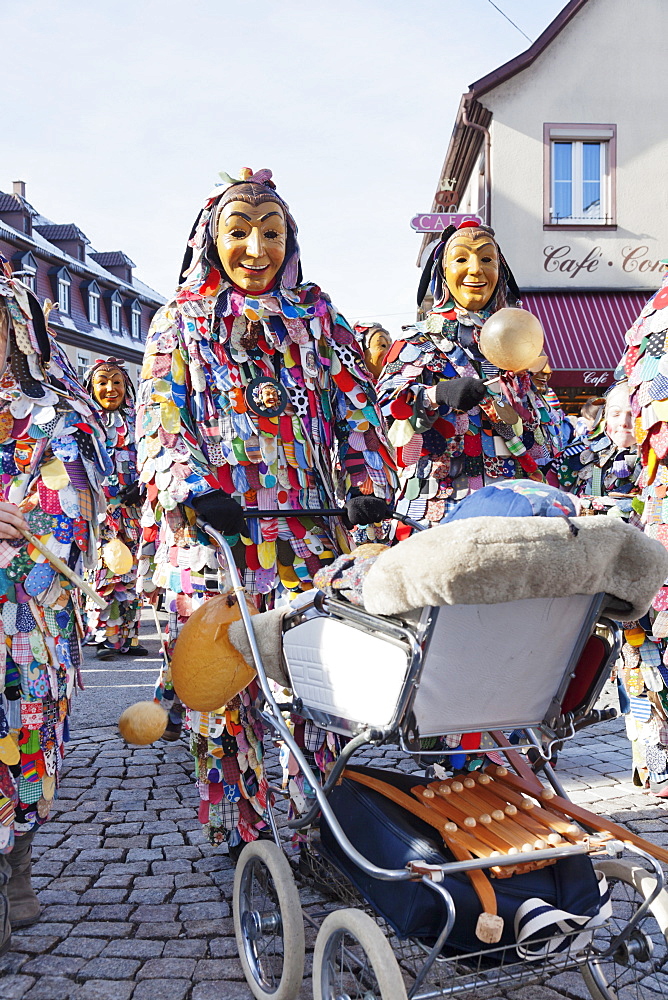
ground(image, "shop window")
xmin=544 ymin=125 xmax=616 ymax=227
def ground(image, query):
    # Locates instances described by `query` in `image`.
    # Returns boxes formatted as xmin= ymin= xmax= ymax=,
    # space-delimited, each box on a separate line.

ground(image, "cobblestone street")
xmin=1 ymin=635 xmax=667 ymax=1000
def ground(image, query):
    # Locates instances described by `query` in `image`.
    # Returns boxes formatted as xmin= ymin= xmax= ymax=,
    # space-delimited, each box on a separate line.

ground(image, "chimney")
xmin=13 ymin=180 xmax=26 ymax=198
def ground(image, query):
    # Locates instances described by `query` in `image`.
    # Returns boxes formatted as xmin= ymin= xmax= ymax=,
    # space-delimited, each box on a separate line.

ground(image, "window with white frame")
xmin=130 ymin=300 xmax=142 ymax=339
xmin=545 ymin=125 xmax=616 ymax=226
xmin=77 ymin=352 xmax=90 ymax=380
xmin=88 ymin=283 xmax=100 ymax=325
xmin=110 ymin=291 xmax=122 ymax=332
xmin=57 ymin=272 xmax=71 ymax=314
xmin=15 ymin=251 xmax=37 ymax=291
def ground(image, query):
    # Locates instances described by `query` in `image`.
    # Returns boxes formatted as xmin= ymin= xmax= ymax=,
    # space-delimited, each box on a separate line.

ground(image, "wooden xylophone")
xmin=343 ymin=762 xmax=668 ymax=943
xmin=409 ymin=767 xmax=605 ymax=878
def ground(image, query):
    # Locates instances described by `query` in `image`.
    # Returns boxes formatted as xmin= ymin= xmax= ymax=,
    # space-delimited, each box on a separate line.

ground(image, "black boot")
xmin=95 ymin=642 xmax=117 ymax=661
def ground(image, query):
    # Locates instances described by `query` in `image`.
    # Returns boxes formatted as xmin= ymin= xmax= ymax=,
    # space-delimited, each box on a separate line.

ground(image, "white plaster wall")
xmin=483 ymin=0 xmax=668 ymax=290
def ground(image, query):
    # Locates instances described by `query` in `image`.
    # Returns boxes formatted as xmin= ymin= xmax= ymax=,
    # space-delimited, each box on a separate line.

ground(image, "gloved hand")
xmin=345 ymin=495 xmax=393 ymax=526
xmin=119 ymin=481 xmax=143 ymax=507
xmin=434 ymin=377 xmax=487 ymax=412
xmin=192 ymin=491 xmax=248 ymax=536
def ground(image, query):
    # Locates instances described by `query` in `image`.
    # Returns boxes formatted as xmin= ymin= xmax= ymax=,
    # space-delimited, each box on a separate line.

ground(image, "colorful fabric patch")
xmin=24 ymin=563 xmax=56 ymax=598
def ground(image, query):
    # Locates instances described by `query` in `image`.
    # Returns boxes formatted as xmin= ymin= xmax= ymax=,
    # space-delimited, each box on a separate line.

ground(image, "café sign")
xmin=411 ymin=213 xmax=482 ymax=233
xmin=549 ymin=369 xmax=614 ymax=389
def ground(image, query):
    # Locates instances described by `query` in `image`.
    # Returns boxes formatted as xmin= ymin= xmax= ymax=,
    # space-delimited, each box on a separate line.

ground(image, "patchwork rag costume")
xmin=616 ymin=274 xmax=668 ymax=794
xmin=0 ymin=265 xmax=110 ymax=941
xmin=84 ymin=360 xmax=144 ymax=656
xmin=377 ymin=225 xmax=561 ymax=527
xmin=136 ymin=171 xmax=396 ymax=848
xmin=559 ymin=415 xmax=640 ymax=499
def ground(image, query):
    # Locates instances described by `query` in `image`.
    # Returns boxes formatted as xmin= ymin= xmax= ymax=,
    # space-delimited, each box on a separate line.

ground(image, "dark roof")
xmin=469 ymin=0 xmax=590 ymax=99
xmin=0 ymin=193 xmax=27 ymax=213
xmin=90 ymin=250 xmax=135 ymax=269
xmin=35 ymin=223 xmax=90 ymax=244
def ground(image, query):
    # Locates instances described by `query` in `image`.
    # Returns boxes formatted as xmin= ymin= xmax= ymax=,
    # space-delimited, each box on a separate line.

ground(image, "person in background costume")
xmin=136 ymin=168 xmax=396 ymax=857
xmin=0 ymin=262 xmax=110 ymax=951
xmin=617 ymin=274 xmax=668 ymax=796
xmin=353 ymin=322 xmax=391 ymax=381
xmin=377 ymin=221 xmax=560 ymax=531
xmin=558 ymin=382 xmax=641 ymax=742
xmin=84 ymin=358 xmax=147 ymax=660
xmin=531 ymin=356 xmax=574 ymax=462
xmin=560 ymin=382 xmax=639 ymax=500
xmin=575 ymin=396 xmax=605 ymax=439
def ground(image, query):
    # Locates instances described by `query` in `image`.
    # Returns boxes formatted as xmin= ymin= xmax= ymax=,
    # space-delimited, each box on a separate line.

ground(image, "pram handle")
xmin=225 ymin=507 xmax=426 ymax=531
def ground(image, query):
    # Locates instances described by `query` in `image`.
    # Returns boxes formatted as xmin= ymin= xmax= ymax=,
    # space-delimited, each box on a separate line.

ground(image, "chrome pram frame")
xmin=198 ymin=515 xmax=668 ymax=1000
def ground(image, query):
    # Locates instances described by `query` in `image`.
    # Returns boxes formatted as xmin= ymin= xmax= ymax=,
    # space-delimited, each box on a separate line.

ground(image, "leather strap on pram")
xmin=342 ymin=768 xmax=504 ymax=944
xmin=486 ymin=763 xmax=668 ymax=866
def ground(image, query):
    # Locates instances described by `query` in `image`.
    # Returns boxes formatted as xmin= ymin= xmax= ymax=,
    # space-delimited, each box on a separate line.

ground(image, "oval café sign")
xmin=411 ymin=213 xmax=482 ymax=233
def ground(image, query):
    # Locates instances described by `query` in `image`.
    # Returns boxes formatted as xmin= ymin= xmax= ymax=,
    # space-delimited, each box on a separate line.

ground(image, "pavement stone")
xmin=132 ymin=981 xmax=190 ymax=1000
xmin=76 ymin=982 xmax=135 ymax=1000
xmin=77 ymin=957 xmax=142 ymax=980
xmin=0 ymin=976 xmax=36 ymax=999
xmin=21 ymin=977 xmax=80 ymax=999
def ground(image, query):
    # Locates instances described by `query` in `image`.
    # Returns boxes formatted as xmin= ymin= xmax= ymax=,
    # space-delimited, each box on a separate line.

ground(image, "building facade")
xmin=421 ymin=0 xmax=668 ymax=408
xmin=0 ymin=181 xmax=165 ymax=385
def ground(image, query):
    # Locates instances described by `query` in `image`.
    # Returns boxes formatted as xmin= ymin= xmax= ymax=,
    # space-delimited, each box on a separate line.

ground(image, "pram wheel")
xmin=313 ymin=907 xmax=408 ymax=1000
xmin=233 ymin=839 xmax=305 ymax=1000
xmin=581 ymin=859 xmax=668 ymax=1000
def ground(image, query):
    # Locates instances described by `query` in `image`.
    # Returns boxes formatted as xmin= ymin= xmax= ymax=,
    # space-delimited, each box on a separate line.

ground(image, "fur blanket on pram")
xmin=229 ymin=481 xmax=668 ymax=670
xmin=362 ymin=515 xmax=668 ymax=621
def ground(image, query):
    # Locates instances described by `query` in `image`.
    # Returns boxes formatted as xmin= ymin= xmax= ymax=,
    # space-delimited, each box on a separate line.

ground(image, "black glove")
xmin=345 ymin=495 xmax=393 ymax=527
xmin=434 ymin=377 xmax=487 ymax=412
xmin=192 ymin=491 xmax=248 ymax=536
xmin=119 ymin=481 xmax=143 ymax=507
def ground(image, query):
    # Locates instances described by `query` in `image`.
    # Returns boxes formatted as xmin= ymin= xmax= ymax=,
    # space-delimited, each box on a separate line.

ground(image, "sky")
xmin=4 ymin=0 xmax=565 ymax=335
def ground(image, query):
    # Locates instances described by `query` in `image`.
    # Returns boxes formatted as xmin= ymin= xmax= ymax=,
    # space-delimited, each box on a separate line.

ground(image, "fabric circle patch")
xmin=645 ymin=744 xmax=667 ymax=772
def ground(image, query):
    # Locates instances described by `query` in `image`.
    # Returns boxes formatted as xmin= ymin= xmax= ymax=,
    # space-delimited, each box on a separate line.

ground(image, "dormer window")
xmin=110 ymin=290 xmax=122 ymax=333
xmin=14 ymin=251 xmax=37 ymax=292
xmin=50 ymin=266 xmax=72 ymax=315
xmin=85 ymin=280 xmax=101 ymax=326
xmin=129 ymin=300 xmax=142 ymax=339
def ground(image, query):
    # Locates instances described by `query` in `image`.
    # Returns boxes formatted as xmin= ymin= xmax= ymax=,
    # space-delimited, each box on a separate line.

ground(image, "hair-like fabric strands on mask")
xmin=178 ymin=169 xmax=302 ymax=295
xmin=416 ymin=224 xmax=521 ymax=310
xmin=84 ymin=357 xmax=135 ymax=405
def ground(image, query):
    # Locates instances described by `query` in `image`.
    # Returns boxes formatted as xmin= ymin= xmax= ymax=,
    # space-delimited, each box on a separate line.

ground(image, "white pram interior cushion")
xmin=362 ymin=516 xmax=668 ymax=620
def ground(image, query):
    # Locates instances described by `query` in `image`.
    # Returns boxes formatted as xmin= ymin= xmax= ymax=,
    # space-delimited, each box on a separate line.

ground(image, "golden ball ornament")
xmin=479 ymin=308 xmax=545 ymax=372
xmin=170 ymin=593 xmax=258 ymax=712
xmin=118 ymin=701 xmax=168 ymax=745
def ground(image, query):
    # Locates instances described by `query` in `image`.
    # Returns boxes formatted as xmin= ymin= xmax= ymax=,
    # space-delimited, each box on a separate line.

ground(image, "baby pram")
xmin=197 ymin=495 xmax=668 ymax=1000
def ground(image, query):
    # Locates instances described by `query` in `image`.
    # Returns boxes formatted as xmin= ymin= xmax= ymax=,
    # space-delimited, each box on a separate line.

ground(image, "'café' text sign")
xmin=411 ymin=213 xmax=482 ymax=233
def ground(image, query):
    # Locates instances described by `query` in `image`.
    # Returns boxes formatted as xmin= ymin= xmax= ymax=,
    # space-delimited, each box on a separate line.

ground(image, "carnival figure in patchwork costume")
xmin=559 ymin=382 xmax=640 ymax=500
xmin=617 ymin=273 xmax=668 ymax=796
xmin=353 ymin=322 xmax=392 ymax=382
xmin=0 ymin=263 xmax=110 ymax=951
xmin=83 ymin=358 xmax=147 ymax=660
xmin=377 ymin=222 xmax=562 ymax=529
xmin=136 ymin=169 xmax=396 ymax=856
